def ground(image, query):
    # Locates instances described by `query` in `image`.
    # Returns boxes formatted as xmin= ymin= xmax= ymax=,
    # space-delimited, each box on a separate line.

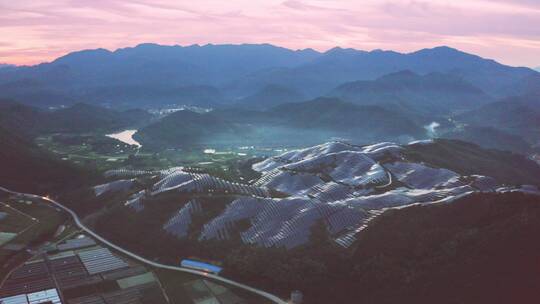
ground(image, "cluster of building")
xmin=0 ymin=234 xmax=168 ymax=304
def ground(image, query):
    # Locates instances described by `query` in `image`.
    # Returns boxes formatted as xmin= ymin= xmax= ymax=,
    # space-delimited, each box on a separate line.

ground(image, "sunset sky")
xmin=1 ymin=0 xmax=539 ymax=67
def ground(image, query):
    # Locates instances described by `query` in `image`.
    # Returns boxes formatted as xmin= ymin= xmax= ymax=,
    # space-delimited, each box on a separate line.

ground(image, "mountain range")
xmin=327 ymin=70 xmax=493 ymax=116
xmin=228 ymin=45 xmax=538 ymax=98
xmin=0 ymin=44 xmax=538 ymax=108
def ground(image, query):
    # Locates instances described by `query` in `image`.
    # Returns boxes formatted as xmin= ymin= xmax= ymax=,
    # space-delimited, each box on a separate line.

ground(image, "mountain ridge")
xmin=0 ymin=43 xmax=537 ymax=108
xmin=327 ymin=70 xmax=492 ymax=115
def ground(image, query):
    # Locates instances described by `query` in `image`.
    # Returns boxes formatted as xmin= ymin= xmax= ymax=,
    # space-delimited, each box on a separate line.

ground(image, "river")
xmin=106 ymin=130 xmax=142 ymax=147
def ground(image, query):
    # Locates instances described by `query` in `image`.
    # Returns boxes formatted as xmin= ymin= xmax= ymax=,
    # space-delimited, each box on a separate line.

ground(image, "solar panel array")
xmin=183 ymin=141 xmax=505 ymax=249
xmin=258 ymin=170 xmax=322 ymax=194
xmin=279 ymin=151 xmax=385 ymax=187
xmin=306 ymin=182 xmax=355 ymax=202
xmin=78 ymin=248 xmax=129 ymax=275
xmin=93 ymin=179 xmax=134 ymax=197
xmin=252 ymin=142 xmax=362 ymax=173
xmin=254 ymin=151 xmax=391 ymax=198
xmin=385 ymin=162 xmax=459 ymax=189
xmin=104 ymin=169 xmax=153 ymax=178
xmin=199 ymin=197 xmax=266 ymax=241
xmin=360 ymin=142 xmax=403 ymax=161
xmin=103 ymin=166 xmax=186 ymax=179
xmin=334 ymin=209 xmax=384 ymax=248
xmin=241 ymin=142 xmax=496 ymax=248
xmin=152 ymin=171 xmax=193 ymax=193
xmin=149 ymin=169 xmax=271 ymax=198
xmin=124 ymin=190 xmax=146 ymax=212
xmin=197 ymin=196 xmax=368 ymax=247
xmin=163 ymin=199 xmax=202 ymax=238
xmin=103 ymin=141 xmax=509 ymax=250
xmin=172 ymin=173 xmax=270 ymax=197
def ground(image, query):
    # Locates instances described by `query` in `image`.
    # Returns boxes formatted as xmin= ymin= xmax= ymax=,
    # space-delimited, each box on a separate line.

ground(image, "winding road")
xmin=0 ymin=186 xmax=287 ymax=304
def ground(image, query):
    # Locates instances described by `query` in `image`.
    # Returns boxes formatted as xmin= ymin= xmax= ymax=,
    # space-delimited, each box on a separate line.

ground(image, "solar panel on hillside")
xmin=163 ymin=200 xmax=201 ymax=238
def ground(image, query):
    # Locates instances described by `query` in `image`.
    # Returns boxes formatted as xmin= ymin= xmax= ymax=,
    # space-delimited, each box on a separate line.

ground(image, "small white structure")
xmin=289 ymin=290 xmax=303 ymax=304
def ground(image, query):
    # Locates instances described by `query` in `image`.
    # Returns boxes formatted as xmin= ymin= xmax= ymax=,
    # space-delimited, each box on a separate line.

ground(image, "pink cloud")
xmin=0 ymin=0 xmax=538 ymax=67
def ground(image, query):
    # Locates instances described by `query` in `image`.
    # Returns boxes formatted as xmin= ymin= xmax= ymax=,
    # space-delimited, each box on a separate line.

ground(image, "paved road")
xmin=0 ymin=186 xmax=287 ymax=304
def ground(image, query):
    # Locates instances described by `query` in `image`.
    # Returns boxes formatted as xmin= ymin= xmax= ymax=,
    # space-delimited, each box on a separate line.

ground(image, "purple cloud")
xmin=0 ymin=0 xmax=538 ymax=67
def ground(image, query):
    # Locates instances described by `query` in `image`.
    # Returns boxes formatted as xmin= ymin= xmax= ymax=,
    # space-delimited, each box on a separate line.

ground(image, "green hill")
xmin=404 ymin=139 xmax=540 ymax=185
xmin=456 ymin=99 xmax=540 ymax=144
xmin=441 ymin=126 xmax=532 ymax=154
xmin=236 ymin=84 xmax=304 ymax=109
xmin=47 ymin=103 xmax=152 ymax=133
xmin=135 ymin=99 xmax=425 ymax=149
xmin=0 ymin=101 xmax=152 ymax=136
xmin=134 ymin=110 xmax=243 ymax=149
xmin=328 ymin=70 xmax=492 ymax=116
xmin=0 ymin=126 xmax=96 ymax=193
xmin=270 ymin=97 xmax=424 ymax=138
xmin=222 ymin=192 xmax=540 ymax=304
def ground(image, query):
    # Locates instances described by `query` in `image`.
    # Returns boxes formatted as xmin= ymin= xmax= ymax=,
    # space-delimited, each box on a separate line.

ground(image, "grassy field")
xmin=155 ymin=268 xmax=274 ymax=304
xmin=0 ymin=202 xmax=36 ymax=235
xmin=36 ymin=133 xmax=270 ymax=183
xmin=0 ymin=196 xmax=68 ymax=281
xmin=35 ymin=134 xmax=138 ymax=172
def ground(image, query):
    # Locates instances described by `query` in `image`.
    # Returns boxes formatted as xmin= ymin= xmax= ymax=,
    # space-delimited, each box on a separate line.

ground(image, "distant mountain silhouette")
xmin=0 ymin=44 xmax=537 ymax=108
xmin=231 ymin=46 xmax=539 ymax=98
xmin=0 ymin=43 xmax=318 ymax=93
